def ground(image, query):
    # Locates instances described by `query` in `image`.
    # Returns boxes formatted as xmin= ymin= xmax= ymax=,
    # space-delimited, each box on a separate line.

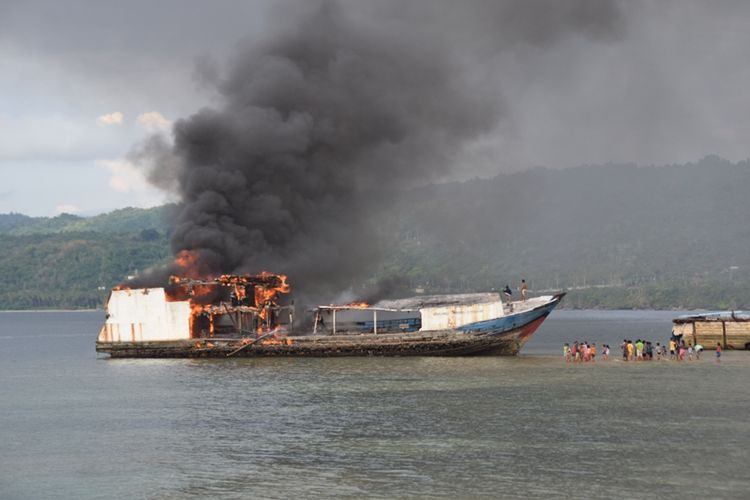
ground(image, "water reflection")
xmin=0 ymin=311 xmax=748 ymax=499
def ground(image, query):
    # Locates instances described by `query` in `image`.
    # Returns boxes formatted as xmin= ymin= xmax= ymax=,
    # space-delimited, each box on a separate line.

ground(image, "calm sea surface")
xmin=1 ymin=310 xmax=749 ymax=499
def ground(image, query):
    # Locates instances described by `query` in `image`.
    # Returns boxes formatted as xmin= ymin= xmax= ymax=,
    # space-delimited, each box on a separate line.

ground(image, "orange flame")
xmin=255 ymin=272 xmax=290 ymax=324
xmin=260 ymin=337 xmax=283 ymax=346
xmin=174 ymin=250 xmax=203 ymax=279
xmin=259 ymin=335 xmax=293 ymax=346
xmin=338 ymin=301 xmax=370 ymax=309
xmin=189 ymin=303 xmax=207 ymax=335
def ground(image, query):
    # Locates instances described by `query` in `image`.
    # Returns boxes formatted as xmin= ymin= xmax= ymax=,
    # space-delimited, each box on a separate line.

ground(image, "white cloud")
xmin=97 ymin=158 xmax=149 ymax=193
xmin=136 ymin=111 xmax=171 ymax=131
xmin=96 ymin=157 xmax=172 ymax=209
xmin=55 ymin=204 xmax=82 ymax=215
xmin=96 ymin=111 xmax=124 ymax=126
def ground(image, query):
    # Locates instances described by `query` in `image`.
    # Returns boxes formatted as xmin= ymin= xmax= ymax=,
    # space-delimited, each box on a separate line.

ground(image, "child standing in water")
xmin=716 ymin=343 xmax=722 ymax=363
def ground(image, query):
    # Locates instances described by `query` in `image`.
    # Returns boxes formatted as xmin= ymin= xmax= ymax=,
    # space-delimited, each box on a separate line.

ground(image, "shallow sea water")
xmin=1 ymin=310 xmax=749 ymax=499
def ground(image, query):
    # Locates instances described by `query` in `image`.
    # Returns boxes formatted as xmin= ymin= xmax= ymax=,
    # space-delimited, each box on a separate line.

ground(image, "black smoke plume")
xmin=134 ymin=0 xmax=624 ymax=302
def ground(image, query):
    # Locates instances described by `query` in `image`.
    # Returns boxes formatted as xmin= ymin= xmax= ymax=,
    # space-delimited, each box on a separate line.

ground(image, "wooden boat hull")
xmin=96 ymin=293 xmax=564 ymax=358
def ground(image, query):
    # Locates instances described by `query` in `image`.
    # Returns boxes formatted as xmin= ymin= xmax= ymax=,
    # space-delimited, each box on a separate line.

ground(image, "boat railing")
xmin=312 ymin=305 xmax=418 ymax=335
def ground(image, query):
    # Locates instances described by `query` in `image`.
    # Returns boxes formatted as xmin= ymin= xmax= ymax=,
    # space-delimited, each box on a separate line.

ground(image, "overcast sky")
xmin=1 ymin=0 xmax=749 ymax=216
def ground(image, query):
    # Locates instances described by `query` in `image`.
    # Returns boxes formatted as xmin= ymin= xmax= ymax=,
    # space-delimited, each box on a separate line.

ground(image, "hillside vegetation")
xmin=382 ymin=155 xmax=750 ymax=309
xmin=1 ymin=157 xmax=748 ymax=310
xmin=0 ymin=207 xmax=173 ymax=308
xmin=0 ymin=205 xmax=176 ymax=235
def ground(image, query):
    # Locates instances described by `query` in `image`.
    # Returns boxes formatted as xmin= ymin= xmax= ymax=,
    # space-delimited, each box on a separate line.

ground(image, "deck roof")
xmin=373 ymin=293 xmax=501 ymax=310
xmin=674 ymin=311 xmax=750 ymax=322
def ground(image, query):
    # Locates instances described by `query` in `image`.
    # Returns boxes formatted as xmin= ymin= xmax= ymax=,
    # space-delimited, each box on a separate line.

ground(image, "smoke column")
xmin=136 ymin=0 xmax=624 ymax=301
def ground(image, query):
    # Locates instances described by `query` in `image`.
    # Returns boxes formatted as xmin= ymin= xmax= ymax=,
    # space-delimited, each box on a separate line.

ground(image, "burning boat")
xmin=96 ymin=274 xmax=564 ymax=358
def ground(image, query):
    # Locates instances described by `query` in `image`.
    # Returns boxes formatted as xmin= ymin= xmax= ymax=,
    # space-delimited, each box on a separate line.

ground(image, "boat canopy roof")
xmin=316 ymin=293 xmax=502 ymax=312
xmin=373 ymin=293 xmax=501 ymax=310
xmin=673 ymin=311 xmax=750 ymax=323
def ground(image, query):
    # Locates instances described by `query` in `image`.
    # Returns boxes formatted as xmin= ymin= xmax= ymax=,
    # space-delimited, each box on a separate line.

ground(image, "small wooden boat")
xmin=672 ymin=311 xmax=750 ymax=350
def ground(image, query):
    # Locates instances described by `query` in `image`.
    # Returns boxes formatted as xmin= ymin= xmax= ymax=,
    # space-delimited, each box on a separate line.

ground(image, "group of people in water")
xmin=564 ymin=338 xmax=723 ymax=362
xmin=563 ymin=341 xmax=607 ymax=362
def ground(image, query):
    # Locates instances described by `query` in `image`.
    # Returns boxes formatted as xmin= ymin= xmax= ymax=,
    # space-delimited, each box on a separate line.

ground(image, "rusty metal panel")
xmin=97 ymin=324 xmax=111 ymax=342
xmin=103 ymin=288 xmax=191 ymax=341
xmin=420 ymin=300 xmax=504 ymax=331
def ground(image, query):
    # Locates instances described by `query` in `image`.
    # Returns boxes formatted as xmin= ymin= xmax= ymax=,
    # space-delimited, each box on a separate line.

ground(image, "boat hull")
xmin=96 ymin=293 xmax=564 ymax=358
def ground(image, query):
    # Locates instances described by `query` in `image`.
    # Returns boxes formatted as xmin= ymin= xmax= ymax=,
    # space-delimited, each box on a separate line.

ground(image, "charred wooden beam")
xmin=169 ymin=274 xmax=287 ymax=289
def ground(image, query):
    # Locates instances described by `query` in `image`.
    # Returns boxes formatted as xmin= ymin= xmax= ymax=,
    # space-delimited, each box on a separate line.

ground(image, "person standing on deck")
xmin=503 ymin=285 xmax=512 ymax=302
xmin=520 ymin=279 xmax=528 ymax=301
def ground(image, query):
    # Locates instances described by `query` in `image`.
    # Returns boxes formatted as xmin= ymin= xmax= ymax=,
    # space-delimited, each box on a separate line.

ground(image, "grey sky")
xmin=1 ymin=0 xmax=749 ymax=216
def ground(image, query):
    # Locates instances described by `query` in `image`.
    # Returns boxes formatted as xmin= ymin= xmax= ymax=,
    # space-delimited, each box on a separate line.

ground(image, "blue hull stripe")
xmin=458 ymin=297 xmax=562 ymax=337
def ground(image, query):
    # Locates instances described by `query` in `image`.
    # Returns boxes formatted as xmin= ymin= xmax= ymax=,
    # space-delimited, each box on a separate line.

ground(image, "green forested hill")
xmin=0 ymin=205 xmax=176 ymax=236
xmin=0 ymin=231 xmax=171 ymax=309
xmin=0 ymin=206 xmax=175 ymax=308
xmin=1 ymin=157 xmax=749 ymax=309
xmin=0 ymin=205 xmax=175 ymax=309
xmin=382 ymin=156 xmax=750 ymax=309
